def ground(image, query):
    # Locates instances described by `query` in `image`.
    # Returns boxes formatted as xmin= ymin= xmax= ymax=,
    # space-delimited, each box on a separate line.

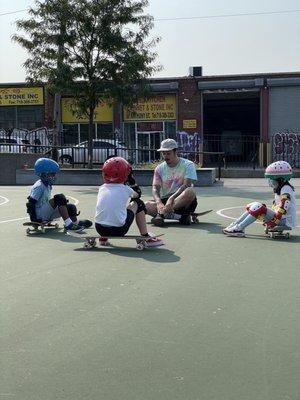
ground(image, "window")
xmin=0 ymin=107 xmax=15 ymax=130
xmin=62 ymin=124 xmax=79 ymax=145
xmin=17 ymin=106 xmax=44 ymax=130
xmin=79 ymin=124 xmax=89 ymax=142
xmin=94 ymin=141 xmax=115 ymax=149
xmin=165 ymin=121 xmax=177 ymax=139
xmin=96 ymin=123 xmax=113 ymax=139
xmin=0 ymin=138 xmax=17 ymax=144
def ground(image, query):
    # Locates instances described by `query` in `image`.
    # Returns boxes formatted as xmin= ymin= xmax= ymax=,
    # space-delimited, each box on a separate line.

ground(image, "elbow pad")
xmin=131 ymin=184 xmax=142 ymax=198
xmin=268 ymin=194 xmax=291 ymax=227
xmin=126 ymin=172 xmax=136 ymax=186
xmin=274 ymin=193 xmax=291 ymax=216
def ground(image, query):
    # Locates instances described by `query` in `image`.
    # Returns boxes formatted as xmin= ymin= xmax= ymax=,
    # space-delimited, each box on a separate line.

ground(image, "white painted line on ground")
xmin=67 ymin=196 xmax=79 ymax=205
xmin=0 ymin=195 xmax=9 ymax=206
xmin=0 ymin=216 xmax=28 ymax=224
xmin=216 ymin=206 xmax=238 ymax=221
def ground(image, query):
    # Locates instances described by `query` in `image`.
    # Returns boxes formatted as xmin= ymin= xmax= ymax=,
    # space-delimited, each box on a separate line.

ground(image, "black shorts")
xmin=161 ymin=196 xmax=197 ymax=215
xmin=95 ymin=209 xmax=134 ymax=237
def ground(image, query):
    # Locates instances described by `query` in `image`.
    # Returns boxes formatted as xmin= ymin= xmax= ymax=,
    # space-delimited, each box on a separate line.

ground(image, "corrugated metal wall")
xmin=269 ymin=86 xmax=300 ymax=135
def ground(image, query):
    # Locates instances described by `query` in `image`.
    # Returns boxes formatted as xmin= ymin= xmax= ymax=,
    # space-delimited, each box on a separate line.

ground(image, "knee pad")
xmin=246 ymin=202 xmax=267 ymax=220
xmin=134 ymin=198 xmax=147 ymax=214
xmin=53 ymin=193 xmax=68 ymax=207
xmin=66 ymin=203 xmax=80 ymax=217
xmin=26 ymin=196 xmax=37 ymax=222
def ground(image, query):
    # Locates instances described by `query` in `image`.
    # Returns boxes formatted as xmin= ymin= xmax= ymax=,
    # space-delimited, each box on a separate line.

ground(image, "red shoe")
xmin=144 ymin=236 xmax=164 ymax=247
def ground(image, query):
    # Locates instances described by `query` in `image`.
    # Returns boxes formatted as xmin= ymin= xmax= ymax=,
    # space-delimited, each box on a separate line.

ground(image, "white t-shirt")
xmin=274 ymin=184 xmax=297 ymax=227
xmin=95 ymin=183 xmax=135 ymax=227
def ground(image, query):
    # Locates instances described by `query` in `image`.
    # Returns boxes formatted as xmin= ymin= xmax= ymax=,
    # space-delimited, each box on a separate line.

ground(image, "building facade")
xmin=1 ymin=69 xmax=300 ymax=166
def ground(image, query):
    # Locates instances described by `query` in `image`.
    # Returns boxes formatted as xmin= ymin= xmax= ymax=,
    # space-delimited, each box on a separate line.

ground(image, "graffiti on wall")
xmin=177 ymin=131 xmax=202 ymax=156
xmin=272 ymin=130 xmax=300 ymax=168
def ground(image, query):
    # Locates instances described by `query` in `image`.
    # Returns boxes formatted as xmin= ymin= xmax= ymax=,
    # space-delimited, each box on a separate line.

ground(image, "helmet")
xmin=265 ymin=161 xmax=292 ymax=180
xmin=34 ymin=158 xmax=60 ymax=185
xmin=35 ymin=158 xmax=60 ymax=176
xmin=102 ymin=157 xmax=131 ymax=183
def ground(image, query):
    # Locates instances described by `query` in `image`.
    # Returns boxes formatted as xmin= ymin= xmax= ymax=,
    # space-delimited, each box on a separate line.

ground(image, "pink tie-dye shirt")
xmin=153 ymin=158 xmax=197 ymax=199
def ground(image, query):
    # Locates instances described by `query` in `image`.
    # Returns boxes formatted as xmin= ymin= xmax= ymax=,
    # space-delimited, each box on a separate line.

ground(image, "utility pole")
xmin=52 ymin=16 xmax=65 ymax=161
xmin=52 ymin=91 xmax=61 ymax=161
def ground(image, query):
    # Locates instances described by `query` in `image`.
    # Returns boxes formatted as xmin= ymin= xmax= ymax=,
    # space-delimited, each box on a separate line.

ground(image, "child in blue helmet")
xmin=26 ymin=158 xmax=92 ymax=230
xmin=222 ymin=161 xmax=297 ymax=237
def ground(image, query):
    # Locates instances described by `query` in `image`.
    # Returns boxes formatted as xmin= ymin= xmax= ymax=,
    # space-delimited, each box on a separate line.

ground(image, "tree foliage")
xmin=13 ymin=0 xmax=160 ymax=166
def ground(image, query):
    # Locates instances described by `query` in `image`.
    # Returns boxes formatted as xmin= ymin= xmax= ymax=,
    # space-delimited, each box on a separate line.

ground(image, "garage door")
xmin=269 ymin=86 xmax=300 ymax=135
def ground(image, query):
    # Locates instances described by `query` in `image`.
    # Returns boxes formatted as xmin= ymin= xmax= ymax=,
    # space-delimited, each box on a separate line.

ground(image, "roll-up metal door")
xmin=269 ymin=86 xmax=300 ymax=167
xmin=269 ymin=86 xmax=300 ymax=135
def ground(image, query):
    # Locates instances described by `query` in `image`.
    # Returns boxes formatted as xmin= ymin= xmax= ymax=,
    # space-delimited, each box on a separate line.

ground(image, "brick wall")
xmin=178 ymin=79 xmax=201 ymax=133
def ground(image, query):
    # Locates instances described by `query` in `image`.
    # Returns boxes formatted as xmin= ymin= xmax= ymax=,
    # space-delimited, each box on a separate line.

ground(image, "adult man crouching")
xmin=145 ymin=139 xmax=198 ymax=226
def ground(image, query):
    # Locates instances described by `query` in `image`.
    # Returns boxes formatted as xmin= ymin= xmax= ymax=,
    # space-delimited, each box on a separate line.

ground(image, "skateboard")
xmin=23 ymin=221 xmax=59 ymax=234
xmin=264 ymin=225 xmax=292 ymax=239
xmin=190 ymin=209 xmax=213 ymax=223
xmin=67 ymin=230 xmax=165 ymax=250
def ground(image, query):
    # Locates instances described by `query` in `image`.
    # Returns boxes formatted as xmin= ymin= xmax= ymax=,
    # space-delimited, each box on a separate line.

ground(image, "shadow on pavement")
xmin=73 ymin=246 xmax=180 ymax=263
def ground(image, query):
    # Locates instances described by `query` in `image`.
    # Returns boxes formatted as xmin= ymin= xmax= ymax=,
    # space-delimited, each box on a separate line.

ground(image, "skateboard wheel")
xmin=26 ymin=228 xmax=31 ymax=235
xmin=88 ymin=239 xmax=96 ymax=247
xmin=54 ymin=223 xmax=59 ymax=229
xmin=270 ymin=232 xmax=276 ymax=239
xmin=84 ymin=242 xmax=95 ymax=249
xmin=285 ymin=233 xmax=290 ymax=238
xmin=136 ymin=243 xmax=145 ymax=250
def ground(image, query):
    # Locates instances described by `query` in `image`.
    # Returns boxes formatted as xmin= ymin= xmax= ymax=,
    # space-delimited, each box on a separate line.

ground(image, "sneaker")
xmin=222 ymin=226 xmax=245 ymax=237
xmin=226 ymin=221 xmax=236 ymax=229
xmin=65 ymin=221 xmax=84 ymax=232
xmin=163 ymin=212 xmax=180 ymax=221
xmin=179 ymin=214 xmax=192 ymax=225
xmin=151 ymin=214 xmax=165 ymax=227
xmin=78 ymin=219 xmax=93 ymax=229
xmin=144 ymin=236 xmax=164 ymax=248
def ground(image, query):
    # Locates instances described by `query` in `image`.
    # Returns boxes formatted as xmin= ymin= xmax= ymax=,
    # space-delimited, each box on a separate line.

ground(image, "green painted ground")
xmin=1 ymin=180 xmax=299 ymax=400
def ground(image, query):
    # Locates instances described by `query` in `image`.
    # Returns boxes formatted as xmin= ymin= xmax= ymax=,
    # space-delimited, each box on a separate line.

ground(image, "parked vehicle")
xmin=58 ymin=140 xmax=129 ymax=164
xmin=0 ymin=137 xmax=31 ymax=153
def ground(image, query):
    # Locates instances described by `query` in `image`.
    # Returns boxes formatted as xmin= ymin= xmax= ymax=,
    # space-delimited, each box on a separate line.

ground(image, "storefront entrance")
xmin=136 ymin=132 xmax=164 ymax=163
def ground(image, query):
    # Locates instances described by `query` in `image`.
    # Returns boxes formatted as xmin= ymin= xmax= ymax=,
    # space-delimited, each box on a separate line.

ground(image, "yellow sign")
xmin=0 ymin=87 xmax=44 ymax=106
xmin=183 ymin=119 xmax=197 ymax=129
xmin=124 ymin=94 xmax=176 ymax=121
xmin=61 ymin=98 xmax=113 ymax=123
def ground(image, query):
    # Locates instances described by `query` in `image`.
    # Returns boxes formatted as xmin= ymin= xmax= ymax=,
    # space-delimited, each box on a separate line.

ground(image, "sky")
xmin=0 ymin=0 xmax=299 ymax=83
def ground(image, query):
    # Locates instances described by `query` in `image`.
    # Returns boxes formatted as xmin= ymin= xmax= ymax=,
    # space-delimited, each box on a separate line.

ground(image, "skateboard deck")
xmin=67 ymin=230 xmax=164 ymax=250
xmin=23 ymin=221 xmax=59 ymax=234
xmin=190 ymin=209 xmax=213 ymax=222
xmin=264 ymin=226 xmax=292 ymax=239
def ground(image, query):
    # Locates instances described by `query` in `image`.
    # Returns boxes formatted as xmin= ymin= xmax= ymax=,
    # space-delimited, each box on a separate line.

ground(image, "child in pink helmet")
xmin=223 ymin=161 xmax=297 ymax=237
xmin=95 ymin=157 xmax=164 ymax=247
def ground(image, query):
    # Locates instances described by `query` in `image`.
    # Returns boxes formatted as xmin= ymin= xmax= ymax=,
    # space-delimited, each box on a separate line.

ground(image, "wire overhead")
xmin=1 ymin=7 xmax=300 ymax=19
xmin=154 ymin=9 xmax=300 ymax=22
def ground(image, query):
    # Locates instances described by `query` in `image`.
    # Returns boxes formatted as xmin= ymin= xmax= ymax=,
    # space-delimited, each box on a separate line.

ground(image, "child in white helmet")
xmin=223 ymin=161 xmax=297 ymax=237
xmin=27 ymin=158 xmax=92 ymax=230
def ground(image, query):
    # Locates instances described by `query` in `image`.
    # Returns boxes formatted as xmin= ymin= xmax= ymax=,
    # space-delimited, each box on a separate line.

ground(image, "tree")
xmin=13 ymin=0 xmax=160 ymax=168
